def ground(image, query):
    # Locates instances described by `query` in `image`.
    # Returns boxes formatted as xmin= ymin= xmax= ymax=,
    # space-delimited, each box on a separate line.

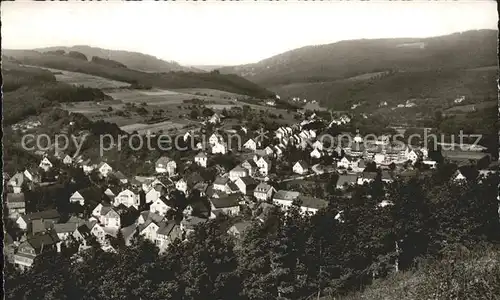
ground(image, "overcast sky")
xmin=2 ymin=1 xmax=496 ymax=66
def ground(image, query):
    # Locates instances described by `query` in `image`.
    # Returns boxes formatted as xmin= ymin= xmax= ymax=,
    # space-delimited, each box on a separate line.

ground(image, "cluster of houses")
xmin=5 ymin=106 xmax=496 ymax=270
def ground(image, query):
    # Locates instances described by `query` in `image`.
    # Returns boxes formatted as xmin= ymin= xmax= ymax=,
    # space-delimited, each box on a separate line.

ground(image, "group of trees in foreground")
xmin=5 ymin=169 xmax=499 ymax=300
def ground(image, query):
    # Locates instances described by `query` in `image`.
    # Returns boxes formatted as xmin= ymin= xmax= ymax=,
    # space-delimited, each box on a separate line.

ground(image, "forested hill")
xmin=220 ymin=29 xmax=497 ymax=86
xmin=2 ymin=50 xmax=275 ymax=99
xmin=34 ymin=45 xmax=201 ymax=73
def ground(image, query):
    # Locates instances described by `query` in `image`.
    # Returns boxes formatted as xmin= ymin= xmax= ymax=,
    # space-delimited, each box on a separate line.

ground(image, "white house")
xmin=229 ymin=165 xmax=249 ymax=182
xmin=97 ymin=162 xmax=113 ymax=178
xmin=150 ymin=197 xmax=172 ymax=216
xmin=256 ymin=157 xmax=271 ymax=176
xmin=213 ymin=176 xmax=230 ymax=193
xmin=194 ymin=152 xmax=208 ymax=168
xmin=114 ymin=189 xmax=139 ymax=209
xmin=310 ymin=148 xmax=322 ymax=159
xmin=254 ymin=182 xmax=275 ymax=201
xmin=100 ymin=207 xmax=121 ymax=229
xmin=69 ymin=191 xmax=85 ymax=206
xmin=235 ymin=177 xmax=257 ymax=195
xmin=155 ymin=157 xmax=177 ymax=177
xmin=209 ymin=133 xmax=223 ymax=145
xmin=243 ymin=139 xmax=257 ymax=151
xmin=273 ymin=190 xmax=300 ymax=210
xmin=312 ymin=140 xmax=323 ymax=151
xmin=337 ymin=157 xmax=351 ymax=169
xmin=211 ymin=142 xmax=227 ymax=154
xmin=145 ymin=185 xmax=162 ymax=204
xmin=89 ymin=223 xmax=107 ymax=245
xmin=293 ymin=161 xmax=309 ymax=175
xmin=374 ymin=153 xmax=386 ymax=164
xmin=208 ymin=113 xmax=221 ymax=124
xmin=63 ymin=155 xmax=73 ymax=165
xmin=39 ymin=157 xmax=53 ymax=171
xmin=175 ymin=179 xmax=188 ymax=194
xmin=139 ymin=221 xmax=160 ymax=243
xmin=273 ymin=145 xmax=283 ymax=158
xmin=454 ymin=170 xmax=467 ymax=181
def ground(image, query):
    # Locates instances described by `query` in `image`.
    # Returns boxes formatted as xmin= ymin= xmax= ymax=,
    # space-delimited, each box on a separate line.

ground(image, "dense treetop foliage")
xmin=5 ymin=167 xmax=499 ymax=300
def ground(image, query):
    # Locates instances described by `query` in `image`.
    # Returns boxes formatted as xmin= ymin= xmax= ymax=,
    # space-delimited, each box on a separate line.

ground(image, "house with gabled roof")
xmin=310 ymin=148 xmax=322 ymax=159
xmin=6 ymin=193 xmax=26 ymax=219
xmin=230 ymin=165 xmax=249 ymax=182
xmin=16 ymin=209 xmax=60 ymax=231
xmin=210 ymin=195 xmax=240 ymax=216
xmin=97 ymin=162 xmax=113 ymax=177
xmin=194 ymin=152 xmax=208 ymax=167
xmin=62 ymin=154 xmax=73 ymax=165
xmin=211 ymin=142 xmax=228 ymax=154
xmin=114 ymin=189 xmax=139 ymax=209
xmin=150 ymin=196 xmax=173 ymax=216
xmin=273 ymin=190 xmax=300 ymax=209
xmin=337 ymin=156 xmax=352 ymax=169
xmin=14 ymin=231 xmax=60 ymax=269
xmin=296 ymin=195 xmax=328 ymax=215
xmin=254 ymin=182 xmax=275 ymax=201
xmin=175 ymin=178 xmax=188 ymax=194
xmin=293 ymin=160 xmax=309 ymax=175
xmin=145 ymin=182 xmax=164 ymax=204
xmin=39 ymin=157 xmax=53 ymax=171
xmin=256 ymin=156 xmax=272 ymax=176
xmin=156 ymin=220 xmax=182 ymax=251
xmin=243 ymin=138 xmax=257 ymax=151
xmin=69 ymin=191 xmax=85 ymax=206
xmin=53 ymin=222 xmax=80 ymax=241
xmin=213 ymin=176 xmax=230 ymax=193
xmin=139 ymin=219 xmax=161 ymax=243
xmin=155 ymin=156 xmax=177 ymax=176
xmin=8 ymin=172 xmax=25 ymax=194
xmin=241 ymin=159 xmax=258 ymax=176
xmin=209 ymin=132 xmax=223 ymax=145
xmin=235 ymin=176 xmax=258 ymax=195
xmin=336 ymin=174 xmax=359 ymax=189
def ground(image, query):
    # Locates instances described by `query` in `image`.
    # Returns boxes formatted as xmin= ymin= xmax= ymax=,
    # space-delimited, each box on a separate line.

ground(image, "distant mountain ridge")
xmin=33 ymin=45 xmax=203 ymax=73
xmin=220 ymin=29 xmax=497 ymax=86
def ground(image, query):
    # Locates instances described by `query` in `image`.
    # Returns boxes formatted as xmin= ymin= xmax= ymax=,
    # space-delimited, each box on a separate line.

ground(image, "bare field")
xmin=120 ymin=120 xmax=192 ymax=134
xmin=24 ymin=65 xmax=131 ymax=89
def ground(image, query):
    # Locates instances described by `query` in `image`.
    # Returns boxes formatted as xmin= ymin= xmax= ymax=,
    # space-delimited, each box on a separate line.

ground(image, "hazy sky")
xmin=2 ymin=1 xmax=496 ymax=66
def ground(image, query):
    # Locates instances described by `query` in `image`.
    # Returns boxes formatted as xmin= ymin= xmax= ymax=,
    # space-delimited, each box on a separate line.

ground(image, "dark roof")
xmin=295 ymin=160 xmax=309 ymax=169
xmin=78 ymin=186 xmax=105 ymax=204
xmin=26 ymin=232 xmax=60 ymax=252
xmin=75 ymin=224 xmax=92 ymax=239
xmin=214 ymin=176 xmax=229 ymax=185
xmin=361 ymin=172 xmax=378 ymax=180
xmin=238 ymin=176 xmax=257 ymax=186
xmin=297 ymin=195 xmax=328 ymax=210
xmin=53 ymin=223 xmax=79 ymax=234
xmin=182 ymin=216 xmax=208 ymax=230
xmin=336 ymin=175 xmax=358 ymax=187
xmin=228 ymin=182 xmax=239 ymax=192
xmin=255 ymin=183 xmax=273 ymax=193
xmin=120 ymin=223 xmax=138 ymax=240
xmin=274 ymin=190 xmax=300 ymax=201
xmin=112 ymin=171 xmax=127 ymax=180
xmin=442 ymin=151 xmax=490 ymax=161
xmin=157 ymin=221 xmax=177 ymax=236
xmin=23 ymin=209 xmax=60 ymax=222
xmin=242 ymin=159 xmax=258 ymax=168
xmin=211 ymin=195 xmax=240 ymax=208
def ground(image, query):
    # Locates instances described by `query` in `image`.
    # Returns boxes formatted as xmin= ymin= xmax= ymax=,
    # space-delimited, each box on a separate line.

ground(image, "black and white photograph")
xmin=2 ymin=1 xmax=499 ymax=299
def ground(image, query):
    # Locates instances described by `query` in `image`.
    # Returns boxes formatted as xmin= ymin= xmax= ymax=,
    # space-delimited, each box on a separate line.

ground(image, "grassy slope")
xmin=35 ymin=45 xmax=201 ymax=73
xmin=221 ymin=30 xmax=497 ymax=86
xmin=271 ymin=68 xmax=497 ymax=111
xmin=2 ymin=51 xmax=274 ymax=99
xmin=335 ymin=245 xmax=500 ymax=300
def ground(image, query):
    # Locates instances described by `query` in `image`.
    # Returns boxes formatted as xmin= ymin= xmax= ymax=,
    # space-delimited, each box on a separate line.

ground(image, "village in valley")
xmin=4 ymin=101 xmax=495 ymax=269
